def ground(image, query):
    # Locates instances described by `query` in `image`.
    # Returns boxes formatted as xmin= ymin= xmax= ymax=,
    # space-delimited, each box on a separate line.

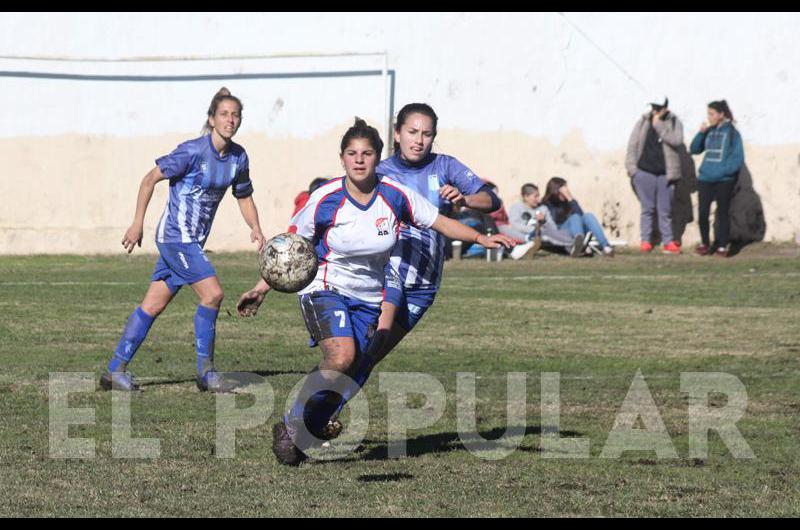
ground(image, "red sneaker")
xmin=640 ymin=242 xmax=654 ymax=253
xmin=662 ymin=241 xmax=681 ymax=255
xmin=694 ymin=244 xmax=711 ymax=256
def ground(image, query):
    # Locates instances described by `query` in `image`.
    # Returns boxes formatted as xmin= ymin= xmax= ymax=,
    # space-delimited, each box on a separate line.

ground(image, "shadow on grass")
xmin=357 ymin=472 xmax=414 ymax=483
xmin=137 ymin=370 xmax=306 ymax=388
xmin=319 ymin=425 xmax=583 ymax=464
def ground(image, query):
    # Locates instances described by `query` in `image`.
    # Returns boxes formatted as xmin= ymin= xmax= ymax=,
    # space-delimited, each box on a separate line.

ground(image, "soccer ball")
xmin=258 ymin=232 xmax=318 ymax=293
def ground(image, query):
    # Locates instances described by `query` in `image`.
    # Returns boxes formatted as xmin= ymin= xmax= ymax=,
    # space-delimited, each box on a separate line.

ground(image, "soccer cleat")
xmin=640 ymin=241 xmax=654 ymax=253
xmin=662 ymin=241 xmax=681 ymax=255
xmin=713 ymin=247 xmax=729 ymax=258
xmin=272 ymin=421 xmax=308 ymax=466
xmin=196 ymin=370 xmax=237 ymax=393
xmin=569 ymin=234 xmax=586 ymax=258
xmin=602 ymin=246 xmax=615 ymax=257
xmin=99 ymin=370 xmax=140 ymax=392
xmin=694 ymin=244 xmax=711 ymax=256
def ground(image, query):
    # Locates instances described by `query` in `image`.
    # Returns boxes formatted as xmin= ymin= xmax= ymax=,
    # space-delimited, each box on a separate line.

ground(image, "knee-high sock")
xmin=285 ymin=368 xmax=357 ymax=448
xmin=108 ymin=307 xmax=156 ymax=372
xmin=194 ymin=305 xmax=219 ymax=376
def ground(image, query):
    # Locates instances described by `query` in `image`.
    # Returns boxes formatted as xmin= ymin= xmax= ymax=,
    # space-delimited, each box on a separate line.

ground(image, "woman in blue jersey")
xmin=236 ymin=118 xmax=514 ymax=465
xmin=101 ymin=87 xmax=265 ymax=393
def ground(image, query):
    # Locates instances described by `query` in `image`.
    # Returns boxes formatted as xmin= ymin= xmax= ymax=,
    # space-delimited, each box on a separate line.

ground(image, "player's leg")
xmin=158 ymin=241 xmax=227 ymax=392
xmin=274 ymin=292 xmax=362 ymax=464
xmin=101 ymin=257 xmax=178 ymax=391
xmin=327 ymin=289 xmax=435 ymax=426
xmin=189 ymin=275 xmax=224 ymax=383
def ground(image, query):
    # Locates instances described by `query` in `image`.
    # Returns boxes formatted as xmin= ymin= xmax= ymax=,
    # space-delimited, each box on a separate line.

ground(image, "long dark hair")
xmin=202 ymin=87 xmax=243 ymax=134
xmin=340 ymin=117 xmax=384 ymax=155
xmin=393 ymin=103 xmax=438 ymax=153
xmin=542 ymin=177 xmax=568 ymax=205
xmin=708 ymin=100 xmax=735 ymax=123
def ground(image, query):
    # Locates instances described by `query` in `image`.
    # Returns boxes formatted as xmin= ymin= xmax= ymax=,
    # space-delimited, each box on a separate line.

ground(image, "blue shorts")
xmin=382 ymin=265 xmax=438 ymax=332
xmin=299 ymin=290 xmax=381 ymax=355
xmin=394 ymin=287 xmax=438 ymax=332
xmin=151 ymin=241 xmax=217 ymax=294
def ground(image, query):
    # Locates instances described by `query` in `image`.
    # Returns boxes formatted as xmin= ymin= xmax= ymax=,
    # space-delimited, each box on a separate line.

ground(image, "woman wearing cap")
xmin=625 ymin=97 xmax=685 ymax=255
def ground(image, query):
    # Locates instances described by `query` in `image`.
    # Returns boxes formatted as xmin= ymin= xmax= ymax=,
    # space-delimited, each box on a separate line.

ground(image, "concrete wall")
xmin=1 ymin=12 xmax=799 ymax=254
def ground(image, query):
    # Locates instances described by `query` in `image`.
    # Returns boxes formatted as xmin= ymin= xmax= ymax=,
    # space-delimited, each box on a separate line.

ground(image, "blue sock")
xmin=286 ymin=369 xmax=360 ymax=446
xmin=108 ymin=307 xmax=156 ymax=372
xmin=194 ymin=304 xmax=219 ymax=377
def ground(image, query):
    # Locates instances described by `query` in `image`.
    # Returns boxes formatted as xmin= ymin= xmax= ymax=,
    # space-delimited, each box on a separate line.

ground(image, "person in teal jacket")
xmin=690 ymin=100 xmax=744 ymax=257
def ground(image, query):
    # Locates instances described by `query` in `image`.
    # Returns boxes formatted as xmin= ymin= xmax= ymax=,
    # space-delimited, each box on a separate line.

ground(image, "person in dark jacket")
xmin=690 ymin=100 xmax=745 ymax=257
xmin=541 ymin=177 xmax=614 ymax=257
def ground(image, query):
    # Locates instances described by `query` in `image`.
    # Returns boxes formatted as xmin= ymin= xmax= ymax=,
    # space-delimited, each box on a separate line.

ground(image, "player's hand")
xmin=237 ymin=289 xmax=265 ymax=317
xmin=122 ymin=224 xmax=143 ymax=254
xmin=477 ymin=234 xmax=517 ymax=249
xmin=559 ymin=185 xmax=574 ymax=202
xmin=439 ymin=185 xmax=466 ymax=208
xmin=699 ymin=121 xmax=710 ymax=133
xmin=535 ymin=211 xmax=546 ymax=222
xmin=251 ymin=228 xmax=265 ymax=252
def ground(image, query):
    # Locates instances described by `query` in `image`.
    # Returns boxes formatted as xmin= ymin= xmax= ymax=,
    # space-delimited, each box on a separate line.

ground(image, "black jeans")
xmin=698 ymin=179 xmax=736 ymax=248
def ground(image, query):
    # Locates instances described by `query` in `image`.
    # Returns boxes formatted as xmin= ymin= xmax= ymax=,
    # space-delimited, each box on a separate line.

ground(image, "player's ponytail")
xmin=340 ymin=117 xmax=384 ymax=154
xmin=202 ymin=87 xmax=244 ymax=134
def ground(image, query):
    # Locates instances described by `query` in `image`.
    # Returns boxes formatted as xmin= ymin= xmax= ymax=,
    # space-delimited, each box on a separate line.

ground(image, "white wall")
xmin=1 ymin=12 xmax=799 ymax=253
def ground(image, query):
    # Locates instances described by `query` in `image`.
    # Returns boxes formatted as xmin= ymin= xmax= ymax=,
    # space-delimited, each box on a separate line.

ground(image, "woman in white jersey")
xmin=236 ymin=118 xmax=514 ymax=465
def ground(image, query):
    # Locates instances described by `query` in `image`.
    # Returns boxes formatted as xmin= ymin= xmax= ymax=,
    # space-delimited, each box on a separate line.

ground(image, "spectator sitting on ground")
xmin=507 ymin=183 xmax=587 ymax=259
xmin=542 ymin=177 xmax=615 ymax=257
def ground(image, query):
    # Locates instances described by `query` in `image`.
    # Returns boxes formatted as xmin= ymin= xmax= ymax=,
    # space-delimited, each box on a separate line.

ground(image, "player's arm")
xmin=438 ymin=157 xmax=501 ymax=213
xmin=236 ymin=195 xmax=265 ymax=251
xmin=237 ymin=277 xmax=271 ymax=317
xmin=430 ymin=214 xmax=515 ymax=249
xmin=122 ymin=166 xmax=167 ymax=253
xmin=238 ymin=190 xmax=318 ymax=317
xmin=463 ymin=187 xmax=499 ymax=212
xmin=439 ymin=185 xmax=498 ymax=212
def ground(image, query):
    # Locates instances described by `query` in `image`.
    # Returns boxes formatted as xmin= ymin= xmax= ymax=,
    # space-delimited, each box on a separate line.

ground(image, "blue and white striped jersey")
xmin=154 ymin=134 xmax=253 ymax=245
xmin=377 ymin=152 xmax=485 ymax=291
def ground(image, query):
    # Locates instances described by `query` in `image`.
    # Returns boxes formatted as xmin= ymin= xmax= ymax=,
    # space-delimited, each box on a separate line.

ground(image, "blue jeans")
xmin=559 ymin=212 xmax=610 ymax=248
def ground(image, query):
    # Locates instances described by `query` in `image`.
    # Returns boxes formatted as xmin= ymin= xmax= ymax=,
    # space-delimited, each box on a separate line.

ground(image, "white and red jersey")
xmin=289 ymin=175 xmax=439 ymax=305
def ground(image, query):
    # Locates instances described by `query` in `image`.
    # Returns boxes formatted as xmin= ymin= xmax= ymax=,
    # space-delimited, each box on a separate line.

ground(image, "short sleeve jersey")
xmin=289 ymin=175 xmax=439 ymax=305
xmin=154 ymin=134 xmax=253 ymax=245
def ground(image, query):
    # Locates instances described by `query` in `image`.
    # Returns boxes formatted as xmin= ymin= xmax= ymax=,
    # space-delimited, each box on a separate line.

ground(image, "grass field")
xmin=1 ymin=244 xmax=799 ymax=517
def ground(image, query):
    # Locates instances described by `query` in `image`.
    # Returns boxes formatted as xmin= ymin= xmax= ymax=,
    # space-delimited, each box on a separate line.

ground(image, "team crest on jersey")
xmin=375 ymin=217 xmax=390 ymax=236
xmin=200 ymin=161 xmax=209 ymax=174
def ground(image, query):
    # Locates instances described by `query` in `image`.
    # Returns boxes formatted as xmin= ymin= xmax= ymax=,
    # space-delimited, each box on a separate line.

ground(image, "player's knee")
xmin=323 ymin=345 xmax=357 ymax=374
xmin=141 ymin=300 xmax=167 ymax=317
xmin=201 ymin=289 xmax=224 ymax=308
